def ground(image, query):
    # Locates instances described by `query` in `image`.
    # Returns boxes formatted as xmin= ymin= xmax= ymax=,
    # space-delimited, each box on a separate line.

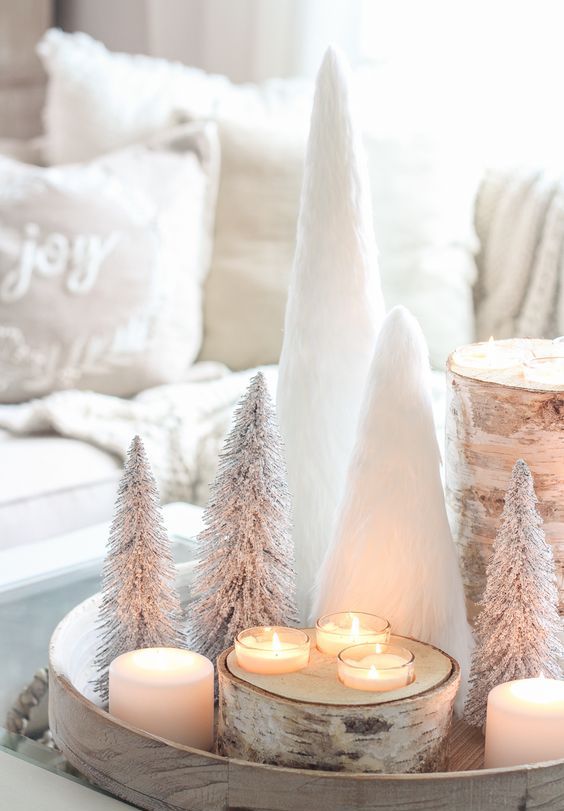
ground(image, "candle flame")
xmin=374 ymin=643 xmax=382 ymax=654
xmin=368 ymin=665 xmax=378 ymax=679
xmin=272 ymin=631 xmax=281 ymax=652
xmin=351 ymin=615 xmax=360 ymax=641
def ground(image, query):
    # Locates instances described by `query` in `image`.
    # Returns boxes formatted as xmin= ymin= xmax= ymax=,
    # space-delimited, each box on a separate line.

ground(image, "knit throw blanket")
xmin=0 ymin=363 xmax=275 ymax=506
xmin=0 ymin=364 xmax=447 ymax=507
xmin=475 ymin=168 xmax=564 ymax=340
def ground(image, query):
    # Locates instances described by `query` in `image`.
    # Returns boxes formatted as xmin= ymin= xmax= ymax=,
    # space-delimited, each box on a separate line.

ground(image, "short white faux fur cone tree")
xmin=312 ymin=306 xmax=472 ymax=709
xmin=189 ymin=372 xmax=298 ymax=664
xmin=464 ymin=459 xmax=564 ymax=728
xmin=93 ymin=436 xmax=186 ymax=703
xmin=277 ymin=46 xmax=384 ymax=622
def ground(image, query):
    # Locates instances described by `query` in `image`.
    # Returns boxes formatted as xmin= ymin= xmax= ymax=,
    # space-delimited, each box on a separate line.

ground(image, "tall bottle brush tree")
xmin=93 ymin=435 xmax=186 ymax=703
xmin=189 ymin=372 xmax=298 ymax=664
xmin=464 ymin=458 xmax=564 ymax=727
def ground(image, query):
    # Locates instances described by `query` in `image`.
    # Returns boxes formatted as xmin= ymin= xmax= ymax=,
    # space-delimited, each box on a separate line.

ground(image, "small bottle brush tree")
xmin=93 ymin=436 xmax=186 ymax=703
xmin=464 ymin=458 xmax=564 ymax=728
xmin=189 ymin=372 xmax=298 ymax=664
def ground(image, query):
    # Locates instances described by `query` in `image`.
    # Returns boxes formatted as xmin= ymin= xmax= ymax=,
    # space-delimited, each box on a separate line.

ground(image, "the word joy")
xmin=1 ymin=223 xmax=121 ymax=302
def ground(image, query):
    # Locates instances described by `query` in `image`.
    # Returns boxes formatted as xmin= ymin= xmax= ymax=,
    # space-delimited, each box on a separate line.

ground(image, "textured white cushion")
xmin=0 ymin=431 xmax=120 ymax=548
xmin=37 ymin=29 xmax=477 ymax=370
xmin=0 ymin=124 xmax=219 ymax=402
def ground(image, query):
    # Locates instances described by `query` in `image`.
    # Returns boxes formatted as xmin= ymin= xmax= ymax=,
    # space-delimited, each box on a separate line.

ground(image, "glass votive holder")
xmin=452 ymin=339 xmax=530 ymax=372
xmin=523 ymin=356 xmax=564 ymax=386
xmin=338 ymin=643 xmax=415 ymax=692
xmin=234 ymin=626 xmax=310 ymax=674
xmin=315 ymin=612 xmax=391 ymax=656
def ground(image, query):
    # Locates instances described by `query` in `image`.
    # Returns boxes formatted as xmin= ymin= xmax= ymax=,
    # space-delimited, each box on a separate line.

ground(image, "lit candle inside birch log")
xmin=234 ymin=627 xmax=310 ymax=674
xmin=484 ymin=677 xmax=564 ymax=767
xmin=315 ymin=611 xmax=391 ymax=656
xmin=452 ymin=337 xmax=530 ymax=371
xmin=338 ymin=643 xmax=415 ymax=692
xmin=109 ymin=648 xmax=214 ymax=750
xmin=523 ymin=356 xmax=564 ymax=386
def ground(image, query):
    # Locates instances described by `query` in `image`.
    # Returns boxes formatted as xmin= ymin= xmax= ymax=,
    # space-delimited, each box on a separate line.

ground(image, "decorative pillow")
xmin=0 ymin=123 xmax=219 ymax=403
xmin=37 ymin=28 xmax=478 ymax=370
xmin=198 ymin=118 xmax=306 ymax=368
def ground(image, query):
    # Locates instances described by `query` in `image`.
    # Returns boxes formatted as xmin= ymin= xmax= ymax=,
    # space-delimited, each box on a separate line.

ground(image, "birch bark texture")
xmin=445 ymin=342 xmax=564 ymax=618
xmin=217 ymin=636 xmax=460 ymax=774
xmin=312 ymin=306 xmax=472 ymax=712
xmin=277 ymin=46 xmax=384 ymax=622
xmin=188 ymin=372 xmax=297 ymax=665
xmin=93 ymin=435 xmax=186 ymax=703
xmin=464 ymin=459 xmax=563 ymax=728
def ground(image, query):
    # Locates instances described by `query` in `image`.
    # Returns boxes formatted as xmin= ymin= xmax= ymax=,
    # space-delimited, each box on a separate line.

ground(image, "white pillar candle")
xmin=234 ymin=626 xmax=310 ymax=674
xmin=315 ymin=612 xmax=390 ymax=656
xmin=485 ymin=678 xmax=564 ymax=768
xmin=338 ymin=643 xmax=415 ymax=692
xmin=109 ymin=648 xmax=214 ymax=750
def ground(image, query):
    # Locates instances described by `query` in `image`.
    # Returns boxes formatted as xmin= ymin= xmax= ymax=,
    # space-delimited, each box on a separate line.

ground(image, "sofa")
xmin=1 ymin=30 xmax=563 ymax=566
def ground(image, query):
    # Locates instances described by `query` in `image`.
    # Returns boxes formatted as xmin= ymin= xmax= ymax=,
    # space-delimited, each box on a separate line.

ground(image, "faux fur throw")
xmin=475 ymin=168 xmax=564 ymax=340
xmin=0 ymin=363 xmax=276 ymax=506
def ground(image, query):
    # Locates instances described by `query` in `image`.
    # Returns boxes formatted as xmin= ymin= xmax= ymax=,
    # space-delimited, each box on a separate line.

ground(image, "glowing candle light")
xmin=315 ymin=611 xmax=390 ymax=656
xmin=234 ymin=626 xmax=310 ymax=674
xmin=338 ymin=643 xmax=415 ymax=692
xmin=484 ymin=677 xmax=564 ymax=767
xmin=109 ymin=648 xmax=214 ymax=750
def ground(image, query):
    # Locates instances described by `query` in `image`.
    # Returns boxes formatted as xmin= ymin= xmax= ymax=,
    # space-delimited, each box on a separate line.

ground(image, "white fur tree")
xmin=312 ymin=306 xmax=472 ymax=711
xmin=189 ymin=372 xmax=297 ymax=664
xmin=93 ymin=436 xmax=186 ymax=703
xmin=464 ymin=459 xmax=563 ymax=728
xmin=277 ymin=46 xmax=384 ymax=622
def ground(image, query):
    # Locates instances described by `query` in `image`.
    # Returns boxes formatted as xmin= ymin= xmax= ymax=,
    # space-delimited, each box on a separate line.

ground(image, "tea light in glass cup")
xmin=522 ymin=356 xmax=564 ymax=386
xmin=315 ymin=611 xmax=391 ymax=656
xmin=452 ymin=337 xmax=529 ymax=372
xmin=338 ymin=643 xmax=415 ymax=692
xmin=235 ymin=626 xmax=310 ymax=674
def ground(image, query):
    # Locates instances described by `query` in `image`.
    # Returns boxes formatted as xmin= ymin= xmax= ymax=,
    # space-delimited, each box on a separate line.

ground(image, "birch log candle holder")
xmin=446 ymin=338 xmax=564 ymax=619
xmin=218 ymin=632 xmax=460 ymax=774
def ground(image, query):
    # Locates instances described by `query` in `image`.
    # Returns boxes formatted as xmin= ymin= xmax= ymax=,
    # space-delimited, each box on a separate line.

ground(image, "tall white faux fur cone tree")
xmin=312 ymin=306 xmax=472 ymax=710
xmin=277 ymin=46 xmax=384 ymax=621
xmin=189 ymin=372 xmax=298 ymax=664
xmin=464 ymin=459 xmax=563 ymax=728
xmin=93 ymin=436 xmax=186 ymax=703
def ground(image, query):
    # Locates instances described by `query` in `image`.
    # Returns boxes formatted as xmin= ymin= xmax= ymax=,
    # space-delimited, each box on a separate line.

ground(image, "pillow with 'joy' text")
xmin=0 ymin=123 xmax=219 ymax=402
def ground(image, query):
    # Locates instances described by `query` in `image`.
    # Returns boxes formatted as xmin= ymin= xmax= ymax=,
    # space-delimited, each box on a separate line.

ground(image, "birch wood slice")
xmin=218 ymin=635 xmax=459 ymax=773
xmin=48 ymin=563 xmax=564 ymax=810
xmin=225 ymin=632 xmax=452 ymax=705
xmin=446 ymin=340 xmax=564 ymax=618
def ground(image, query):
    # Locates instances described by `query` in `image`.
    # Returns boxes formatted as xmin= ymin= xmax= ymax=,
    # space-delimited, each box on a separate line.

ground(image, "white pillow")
xmin=37 ymin=29 xmax=478 ymax=370
xmin=0 ymin=124 xmax=219 ymax=402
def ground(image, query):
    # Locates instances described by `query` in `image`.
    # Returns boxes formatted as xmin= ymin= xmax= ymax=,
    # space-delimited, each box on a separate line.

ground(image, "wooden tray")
xmin=49 ymin=572 xmax=564 ymax=811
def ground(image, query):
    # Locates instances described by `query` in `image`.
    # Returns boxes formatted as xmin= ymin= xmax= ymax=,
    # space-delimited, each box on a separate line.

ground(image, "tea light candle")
xmin=452 ymin=337 xmax=529 ymax=371
xmin=235 ymin=626 xmax=310 ymax=674
xmin=484 ymin=677 xmax=564 ymax=768
xmin=315 ymin=611 xmax=390 ymax=656
xmin=109 ymin=648 xmax=214 ymax=750
xmin=522 ymin=356 xmax=564 ymax=386
xmin=338 ymin=643 xmax=415 ymax=692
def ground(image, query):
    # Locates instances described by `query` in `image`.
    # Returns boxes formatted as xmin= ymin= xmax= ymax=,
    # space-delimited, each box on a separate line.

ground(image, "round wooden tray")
xmin=49 ymin=569 xmax=564 ymax=811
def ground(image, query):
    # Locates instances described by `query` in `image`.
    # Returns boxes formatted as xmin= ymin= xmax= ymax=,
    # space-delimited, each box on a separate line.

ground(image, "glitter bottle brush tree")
xmin=464 ymin=458 xmax=564 ymax=728
xmin=93 ymin=435 xmax=186 ymax=704
xmin=189 ymin=372 xmax=298 ymax=664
